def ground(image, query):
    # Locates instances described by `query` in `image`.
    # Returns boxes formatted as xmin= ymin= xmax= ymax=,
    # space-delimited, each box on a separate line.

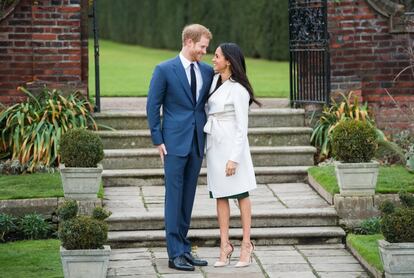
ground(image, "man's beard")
xmin=191 ymin=50 xmax=201 ymax=62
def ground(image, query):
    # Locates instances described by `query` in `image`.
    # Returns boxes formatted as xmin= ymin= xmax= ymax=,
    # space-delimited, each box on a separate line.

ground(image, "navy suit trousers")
xmin=163 ymin=134 xmax=203 ymax=259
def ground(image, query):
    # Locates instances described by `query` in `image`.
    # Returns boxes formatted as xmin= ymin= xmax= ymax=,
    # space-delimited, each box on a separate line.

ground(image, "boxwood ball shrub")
xmin=380 ymin=191 xmax=414 ymax=243
xmin=57 ymin=199 xmax=78 ymax=221
xmin=59 ymin=128 xmax=104 ymax=167
xmin=92 ymin=206 xmax=112 ymax=221
xmin=59 ymin=216 xmax=108 ymax=250
xmin=58 ymin=200 xmax=110 ymax=250
xmin=331 ymin=120 xmax=378 ymax=163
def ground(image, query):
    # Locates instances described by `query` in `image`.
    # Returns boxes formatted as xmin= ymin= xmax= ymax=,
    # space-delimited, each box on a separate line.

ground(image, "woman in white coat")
xmin=204 ymin=43 xmax=261 ymax=268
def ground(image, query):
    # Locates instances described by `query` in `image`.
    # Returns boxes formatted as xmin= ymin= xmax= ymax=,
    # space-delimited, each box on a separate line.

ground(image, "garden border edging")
xmin=0 ymin=197 xmax=102 ymax=218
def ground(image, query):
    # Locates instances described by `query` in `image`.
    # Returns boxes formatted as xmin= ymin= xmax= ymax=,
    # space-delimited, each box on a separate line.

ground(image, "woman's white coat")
xmin=204 ymin=74 xmax=257 ymax=198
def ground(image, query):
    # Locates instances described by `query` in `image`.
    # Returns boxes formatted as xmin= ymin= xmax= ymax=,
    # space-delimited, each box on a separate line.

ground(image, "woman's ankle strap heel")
xmin=214 ymin=242 xmax=234 ymax=267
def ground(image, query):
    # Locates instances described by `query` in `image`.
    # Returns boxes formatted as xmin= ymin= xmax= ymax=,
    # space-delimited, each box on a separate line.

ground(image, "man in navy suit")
xmin=146 ymin=24 xmax=214 ymax=271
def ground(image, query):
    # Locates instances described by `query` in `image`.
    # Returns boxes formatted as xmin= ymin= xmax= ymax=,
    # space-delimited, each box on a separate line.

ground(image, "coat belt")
xmin=203 ymin=113 xmax=234 ymax=150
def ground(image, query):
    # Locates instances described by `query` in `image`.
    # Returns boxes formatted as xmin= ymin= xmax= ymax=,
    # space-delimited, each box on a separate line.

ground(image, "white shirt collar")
xmin=179 ymin=52 xmax=199 ymax=70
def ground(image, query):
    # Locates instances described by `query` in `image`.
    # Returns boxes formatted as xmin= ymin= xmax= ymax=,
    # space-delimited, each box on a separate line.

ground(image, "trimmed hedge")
xmin=97 ymin=0 xmax=289 ymax=61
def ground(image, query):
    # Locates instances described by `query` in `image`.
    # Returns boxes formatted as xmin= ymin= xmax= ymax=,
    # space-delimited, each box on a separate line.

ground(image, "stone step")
xmin=106 ymin=207 xmax=338 ymax=231
xmin=96 ymin=127 xmax=313 ymax=149
xmin=102 ymin=166 xmax=310 ymax=187
xmin=94 ymin=108 xmax=306 ymax=130
xmin=107 ymin=226 xmax=346 ymax=248
xmin=102 ymin=146 xmax=316 ymax=169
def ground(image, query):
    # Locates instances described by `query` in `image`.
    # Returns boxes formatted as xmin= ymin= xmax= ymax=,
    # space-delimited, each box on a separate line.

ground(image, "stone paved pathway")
xmin=107 ymin=244 xmax=368 ymax=278
xmin=104 ymin=183 xmax=330 ymax=217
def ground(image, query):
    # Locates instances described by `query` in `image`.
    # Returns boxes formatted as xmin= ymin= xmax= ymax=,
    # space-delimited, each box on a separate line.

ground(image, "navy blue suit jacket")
xmin=146 ymin=56 xmax=214 ymax=156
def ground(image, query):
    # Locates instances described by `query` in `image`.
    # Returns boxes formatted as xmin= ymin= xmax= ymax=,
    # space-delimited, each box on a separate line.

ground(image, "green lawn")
xmin=0 ymin=172 xmax=104 ymax=200
xmin=347 ymin=234 xmax=384 ymax=272
xmin=0 ymin=173 xmax=63 ymax=200
xmin=0 ymin=239 xmax=63 ymax=278
xmin=88 ymin=39 xmax=290 ymax=98
xmin=308 ymin=165 xmax=414 ymax=195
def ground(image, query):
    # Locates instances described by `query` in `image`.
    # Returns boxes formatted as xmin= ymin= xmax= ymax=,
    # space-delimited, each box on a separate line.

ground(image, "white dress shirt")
xmin=179 ymin=52 xmax=203 ymax=102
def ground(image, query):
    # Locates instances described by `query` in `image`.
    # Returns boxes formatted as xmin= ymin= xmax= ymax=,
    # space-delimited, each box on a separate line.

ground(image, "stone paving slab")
xmin=104 ymin=183 xmax=331 ymax=218
xmin=107 ymin=244 xmax=369 ymax=277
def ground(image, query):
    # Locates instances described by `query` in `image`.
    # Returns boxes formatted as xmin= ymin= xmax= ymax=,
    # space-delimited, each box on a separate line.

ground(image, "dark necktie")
xmin=190 ymin=63 xmax=197 ymax=103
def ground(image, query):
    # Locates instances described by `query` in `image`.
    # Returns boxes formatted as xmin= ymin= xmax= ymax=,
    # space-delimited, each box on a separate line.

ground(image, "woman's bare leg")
xmin=216 ymin=198 xmax=233 ymax=263
xmin=238 ymin=197 xmax=253 ymax=263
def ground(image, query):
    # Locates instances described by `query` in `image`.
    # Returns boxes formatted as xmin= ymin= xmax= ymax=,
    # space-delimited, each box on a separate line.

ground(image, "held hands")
xmin=225 ymin=160 xmax=238 ymax=176
xmin=157 ymin=144 xmax=168 ymax=165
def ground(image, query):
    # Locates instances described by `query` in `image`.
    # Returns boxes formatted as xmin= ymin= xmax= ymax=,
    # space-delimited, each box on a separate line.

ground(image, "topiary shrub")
xmin=59 ymin=216 xmax=108 ymax=250
xmin=59 ymin=128 xmax=104 ymax=167
xmin=57 ymin=200 xmax=109 ymax=250
xmin=92 ymin=207 xmax=112 ymax=221
xmin=57 ymin=200 xmax=78 ymax=221
xmin=380 ymin=191 xmax=414 ymax=243
xmin=331 ymin=120 xmax=378 ymax=163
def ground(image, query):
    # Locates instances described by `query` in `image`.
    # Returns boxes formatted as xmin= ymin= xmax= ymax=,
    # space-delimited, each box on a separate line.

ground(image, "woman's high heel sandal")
xmin=214 ymin=242 xmax=234 ymax=267
xmin=235 ymin=241 xmax=255 ymax=268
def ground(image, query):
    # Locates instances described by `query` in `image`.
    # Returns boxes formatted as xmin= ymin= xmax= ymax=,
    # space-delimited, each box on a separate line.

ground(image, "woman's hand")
xmin=225 ymin=160 xmax=238 ymax=176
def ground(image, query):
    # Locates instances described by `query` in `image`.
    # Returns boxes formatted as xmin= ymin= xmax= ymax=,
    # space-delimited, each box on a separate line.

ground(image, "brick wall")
xmin=328 ymin=0 xmax=414 ymax=135
xmin=0 ymin=0 xmax=88 ymax=105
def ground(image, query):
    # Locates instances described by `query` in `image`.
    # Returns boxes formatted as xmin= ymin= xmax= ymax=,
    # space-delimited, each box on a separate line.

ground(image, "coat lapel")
xmin=173 ymin=56 xmax=195 ymax=105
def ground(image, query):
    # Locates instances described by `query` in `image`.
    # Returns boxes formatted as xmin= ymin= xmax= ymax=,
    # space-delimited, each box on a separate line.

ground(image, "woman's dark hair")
xmin=219 ymin=43 xmax=261 ymax=107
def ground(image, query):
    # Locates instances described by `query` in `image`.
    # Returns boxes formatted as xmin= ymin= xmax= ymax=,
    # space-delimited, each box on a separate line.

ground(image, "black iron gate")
xmin=289 ymin=0 xmax=330 ymax=107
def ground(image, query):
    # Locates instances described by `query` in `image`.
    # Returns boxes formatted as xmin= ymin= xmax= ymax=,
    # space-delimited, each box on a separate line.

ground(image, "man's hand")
xmin=157 ymin=144 xmax=168 ymax=165
xmin=225 ymin=160 xmax=238 ymax=176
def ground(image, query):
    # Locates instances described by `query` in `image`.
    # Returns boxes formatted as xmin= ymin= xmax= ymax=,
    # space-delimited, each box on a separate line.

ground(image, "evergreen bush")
xmin=331 ymin=120 xmax=378 ymax=163
xmin=57 ymin=200 xmax=78 ymax=221
xmin=57 ymin=200 xmax=109 ymax=250
xmin=97 ymin=0 xmax=289 ymax=61
xmin=59 ymin=128 xmax=104 ymax=168
xmin=380 ymin=191 xmax=414 ymax=243
xmin=59 ymin=216 xmax=108 ymax=250
xmin=92 ymin=207 xmax=112 ymax=221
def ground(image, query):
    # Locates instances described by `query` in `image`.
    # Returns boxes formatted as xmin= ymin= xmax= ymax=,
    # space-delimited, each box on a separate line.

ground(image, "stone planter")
xmin=335 ymin=161 xmax=379 ymax=196
xmin=378 ymin=240 xmax=414 ymax=278
xmin=59 ymin=164 xmax=103 ymax=200
xmin=60 ymin=245 xmax=111 ymax=278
